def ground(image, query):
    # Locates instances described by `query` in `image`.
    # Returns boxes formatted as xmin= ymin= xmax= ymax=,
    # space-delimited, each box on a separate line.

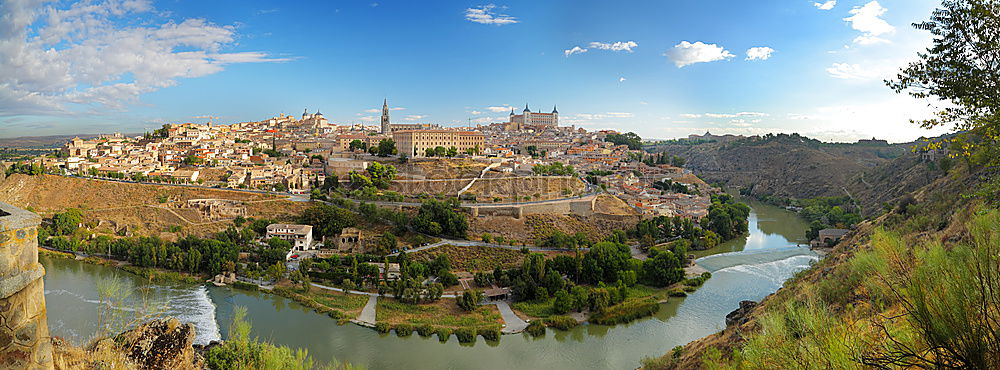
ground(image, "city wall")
xmin=0 ymin=202 xmax=53 ymax=369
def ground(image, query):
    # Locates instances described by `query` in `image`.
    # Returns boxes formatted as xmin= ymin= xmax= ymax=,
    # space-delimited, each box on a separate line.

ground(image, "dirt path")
xmin=357 ymin=296 xmax=378 ymax=326
xmin=495 ymin=301 xmax=528 ymax=334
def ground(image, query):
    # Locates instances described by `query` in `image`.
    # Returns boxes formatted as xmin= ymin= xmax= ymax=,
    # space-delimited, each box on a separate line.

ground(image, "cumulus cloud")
xmin=619 ymin=77 xmax=626 ymax=82
xmin=664 ymin=41 xmax=734 ymax=68
xmin=404 ymin=115 xmax=426 ymax=121
xmin=464 ymin=4 xmax=518 ymax=25
xmin=486 ymin=105 xmax=513 ymax=112
xmin=844 ymin=1 xmax=894 ymax=45
xmin=814 ymin=1 xmax=836 ymax=10
xmin=564 ymin=46 xmax=587 ymax=57
xmin=745 ymin=47 xmax=774 ymax=61
xmin=588 ymin=41 xmax=638 ymax=52
xmin=0 ymin=0 xmax=291 ymax=117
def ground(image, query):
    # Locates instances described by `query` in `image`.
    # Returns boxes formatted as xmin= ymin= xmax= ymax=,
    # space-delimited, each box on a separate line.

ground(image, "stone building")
xmin=265 ymin=224 xmax=314 ymax=251
xmin=335 ymin=227 xmax=364 ymax=254
xmin=0 ymin=202 xmax=54 ymax=369
xmin=506 ymin=104 xmax=558 ymax=130
xmin=392 ymin=129 xmax=485 ymax=157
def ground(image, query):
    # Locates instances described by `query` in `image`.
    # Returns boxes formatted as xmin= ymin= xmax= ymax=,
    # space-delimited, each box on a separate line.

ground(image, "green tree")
xmin=366 ymin=161 xmax=397 ymax=189
xmin=376 ymin=139 xmax=398 ymax=157
xmin=349 ymin=139 xmax=367 ymax=152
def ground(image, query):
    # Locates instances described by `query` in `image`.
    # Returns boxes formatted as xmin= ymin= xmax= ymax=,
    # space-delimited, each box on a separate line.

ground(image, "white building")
xmin=265 ymin=224 xmax=314 ymax=250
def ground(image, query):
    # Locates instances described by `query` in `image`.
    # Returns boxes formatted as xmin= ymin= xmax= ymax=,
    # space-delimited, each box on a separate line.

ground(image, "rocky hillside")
xmin=650 ymin=134 xmax=907 ymax=199
xmin=650 ymin=134 xmax=947 ymax=216
xmin=643 ymin=163 xmax=998 ymax=369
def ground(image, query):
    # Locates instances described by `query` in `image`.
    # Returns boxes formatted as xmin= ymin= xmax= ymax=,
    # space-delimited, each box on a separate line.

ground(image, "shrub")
xmin=682 ymin=286 xmax=697 ymax=293
xmin=545 ymin=316 xmax=578 ymax=330
xmin=454 ymin=327 xmax=476 ymax=343
xmin=589 ymin=298 xmax=659 ymax=325
xmin=417 ymin=324 xmax=435 ymax=337
xmin=526 ymin=320 xmax=546 ymax=337
xmin=700 ymin=271 xmax=712 ymax=279
xmin=394 ymin=324 xmax=413 ymax=337
xmin=375 ymin=322 xmax=390 ymax=334
xmin=668 ymin=288 xmax=687 ymax=297
xmin=478 ymin=327 xmax=501 ymax=342
xmin=436 ymin=328 xmax=452 ymax=343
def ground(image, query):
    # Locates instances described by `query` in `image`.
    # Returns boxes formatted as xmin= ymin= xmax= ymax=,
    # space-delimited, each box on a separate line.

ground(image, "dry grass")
xmin=375 ymin=298 xmax=503 ymax=330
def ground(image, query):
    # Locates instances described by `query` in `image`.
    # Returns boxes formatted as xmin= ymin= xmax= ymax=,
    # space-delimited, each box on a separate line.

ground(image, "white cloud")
xmin=470 ymin=110 xmax=482 ymax=115
xmin=564 ymin=46 xmax=587 ymax=57
xmin=844 ymin=1 xmax=895 ymax=45
xmin=737 ymin=112 xmax=769 ymax=117
xmin=680 ymin=113 xmax=702 ymax=118
xmin=588 ymin=41 xmax=638 ymax=52
xmin=826 ymin=63 xmax=875 ymax=80
xmin=404 ymin=115 xmax=426 ymax=121
xmin=359 ymin=116 xmax=376 ymax=122
xmin=464 ymin=4 xmax=518 ymax=25
xmin=364 ymin=108 xmax=379 ymax=113
xmin=0 ymin=0 xmax=291 ymax=117
xmin=705 ymin=113 xmax=737 ymax=118
xmin=619 ymin=77 xmax=626 ymax=82
xmin=814 ymin=1 xmax=836 ymax=10
xmin=486 ymin=105 xmax=513 ymax=112
xmin=664 ymin=41 xmax=734 ymax=68
xmin=745 ymin=47 xmax=774 ymax=61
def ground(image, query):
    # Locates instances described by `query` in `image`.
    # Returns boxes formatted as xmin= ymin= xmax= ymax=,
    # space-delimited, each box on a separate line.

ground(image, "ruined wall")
xmin=0 ymin=202 xmax=53 ymax=369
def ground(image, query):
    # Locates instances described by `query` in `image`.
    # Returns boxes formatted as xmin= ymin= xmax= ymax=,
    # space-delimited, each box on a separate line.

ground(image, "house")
xmin=811 ymin=228 xmax=850 ymax=248
xmin=377 ymin=263 xmax=401 ymax=281
xmin=265 ymin=223 xmax=314 ymax=250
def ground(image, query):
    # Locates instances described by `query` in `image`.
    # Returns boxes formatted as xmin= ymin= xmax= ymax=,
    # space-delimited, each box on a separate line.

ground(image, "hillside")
xmin=0 ymin=174 xmax=308 ymax=237
xmin=643 ymin=163 xmax=999 ymax=369
xmin=650 ymin=134 xmax=907 ymax=199
xmin=650 ymin=134 xmax=943 ymax=216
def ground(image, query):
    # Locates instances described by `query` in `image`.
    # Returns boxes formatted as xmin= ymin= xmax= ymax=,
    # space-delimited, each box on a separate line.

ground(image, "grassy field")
xmin=511 ymin=297 xmax=557 ymax=318
xmin=309 ymin=290 xmax=370 ymax=316
xmin=411 ymin=244 xmax=526 ymax=272
xmin=375 ymin=298 xmax=503 ymax=330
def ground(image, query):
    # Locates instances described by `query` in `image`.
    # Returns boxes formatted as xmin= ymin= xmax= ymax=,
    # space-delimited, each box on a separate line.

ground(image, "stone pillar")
xmin=0 ymin=202 xmax=53 ymax=369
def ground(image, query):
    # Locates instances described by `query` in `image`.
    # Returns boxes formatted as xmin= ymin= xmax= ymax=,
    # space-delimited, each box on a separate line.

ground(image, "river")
xmin=41 ymin=200 xmax=815 ymax=369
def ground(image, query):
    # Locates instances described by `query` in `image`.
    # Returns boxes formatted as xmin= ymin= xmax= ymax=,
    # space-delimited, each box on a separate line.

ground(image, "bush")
xmin=700 ymin=271 xmax=712 ymax=279
xmin=230 ymin=281 xmax=259 ymax=291
xmin=589 ymin=298 xmax=660 ymax=325
xmin=375 ymin=322 xmax=390 ymax=334
xmin=478 ymin=327 xmax=501 ymax=342
xmin=668 ymin=288 xmax=687 ymax=297
xmin=526 ymin=320 xmax=546 ymax=337
xmin=417 ymin=324 xmax=435 ymax=337
xmin=545 ymin=316 xmax=578 ymax=331
xmin=394 ymin=324 xmax=413 ymax=337
xmin=436 ymin=328 xmax=452 ymax=343
xmin=327 ymin=311 xmax=344 ymax=320
xmin=454 ymin=327 xmax=477 ymax=343
xmin=682 ymin=286 xmax=697 ymax=293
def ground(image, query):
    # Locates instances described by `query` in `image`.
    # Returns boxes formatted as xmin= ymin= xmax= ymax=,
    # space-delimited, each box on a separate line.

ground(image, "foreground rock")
xmin=724 ymin=300 xmax=757 ymax=327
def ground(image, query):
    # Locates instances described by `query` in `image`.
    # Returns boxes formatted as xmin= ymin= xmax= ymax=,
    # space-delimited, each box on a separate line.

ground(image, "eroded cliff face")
xmin=0 ymin=202 xmax=53 ymax=369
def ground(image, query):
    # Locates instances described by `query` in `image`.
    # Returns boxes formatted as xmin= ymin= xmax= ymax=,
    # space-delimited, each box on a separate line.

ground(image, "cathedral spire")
xmin=381 ymin=98 xmax=391 ymax=134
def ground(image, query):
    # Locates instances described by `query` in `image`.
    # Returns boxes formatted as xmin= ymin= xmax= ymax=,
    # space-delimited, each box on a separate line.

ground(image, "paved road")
xmin=494 ymin=301 xmax=528 ymax=334
xmin=388 ymin=238 xmax=584 ymax=256
xmin=310 ymin=281 xmax=459 ymax=299
xmin=357 ymin=296 xmax=378 ymax=325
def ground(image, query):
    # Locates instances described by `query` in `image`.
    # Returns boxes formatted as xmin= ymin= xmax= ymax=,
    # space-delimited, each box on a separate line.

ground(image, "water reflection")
xmin=42 ymin=201 xmax=816 ymax=370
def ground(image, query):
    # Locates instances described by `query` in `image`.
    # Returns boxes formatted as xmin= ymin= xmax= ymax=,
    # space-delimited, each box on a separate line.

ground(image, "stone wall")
xmin=0 ymin=202 xmax=53 ymax=369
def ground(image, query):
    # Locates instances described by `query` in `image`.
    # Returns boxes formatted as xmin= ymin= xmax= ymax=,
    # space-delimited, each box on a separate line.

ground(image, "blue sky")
xmin=0 ymin=0 xmax=950 ymax=142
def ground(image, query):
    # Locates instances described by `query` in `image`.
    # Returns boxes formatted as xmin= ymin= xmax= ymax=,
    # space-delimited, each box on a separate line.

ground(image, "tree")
xmin=553 ymin=290 xmax=574 ymax=314
xmin=366 ymin=162 xmax=397 ymax=189
xmin=51 ymin=209 xmax=83 ymax=236
xmin=446 ymin=146 xmax=458 ymax=157
xmin=349 ymin=139 xmax=367 ymax=152
xmin=376 ymin=139 xmax=398 ymax=157
xmin=376 ymin=232 xmax=397 ymax=255
xmin=433 ymin=146 xmax=447 ymax=157
xmin=642 ymin=249 xmax=684 ymax=287
xmin=604 ymin=132 xmax=643 ymax=150
xmin=298 ymin=204 xmax=357 ymax=238
xmin=458 ymin=289 xmax=484 ymax=311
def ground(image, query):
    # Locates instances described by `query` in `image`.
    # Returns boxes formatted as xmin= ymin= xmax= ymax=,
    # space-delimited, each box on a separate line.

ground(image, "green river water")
xmin=41 ymin=200 xmax=814 ymax=369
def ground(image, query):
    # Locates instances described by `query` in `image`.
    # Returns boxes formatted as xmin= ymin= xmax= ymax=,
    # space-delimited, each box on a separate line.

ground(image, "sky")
xmin=0 ymin=0 xmax=954 ymax=142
